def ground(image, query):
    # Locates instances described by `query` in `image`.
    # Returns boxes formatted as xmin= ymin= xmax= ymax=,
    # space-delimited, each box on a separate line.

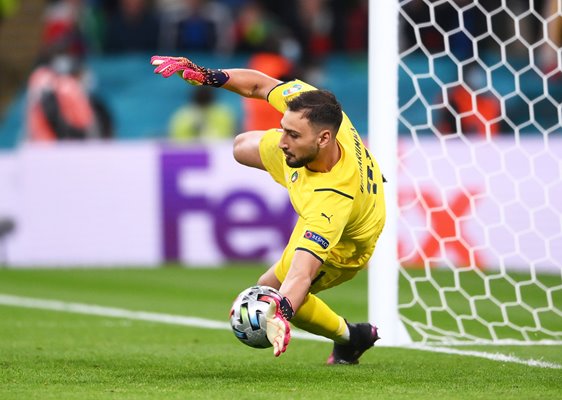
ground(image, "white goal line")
xmin=0 ymin=293 xmax=321 ymax=341
xmin=0 ymin=293 xmax=559 ymax=370
xmin=408 ymin=345 xmax=562 ymax=370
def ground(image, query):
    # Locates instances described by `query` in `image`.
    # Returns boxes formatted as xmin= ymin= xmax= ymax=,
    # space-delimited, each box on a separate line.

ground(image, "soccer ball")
xmin=229 ymin=285 xmax=282 ymax=349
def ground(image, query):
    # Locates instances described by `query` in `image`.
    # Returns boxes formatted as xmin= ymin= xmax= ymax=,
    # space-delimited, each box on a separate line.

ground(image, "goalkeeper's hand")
xmin=150 ymin=55 xmax=229 ymax=87
xmin=264 ymin=295 xmax=293 ymax=357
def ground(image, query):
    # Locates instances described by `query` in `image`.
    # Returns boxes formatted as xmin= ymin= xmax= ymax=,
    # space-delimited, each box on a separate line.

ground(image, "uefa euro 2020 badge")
xmin=283 ymin=83 xmax=303 ymax=97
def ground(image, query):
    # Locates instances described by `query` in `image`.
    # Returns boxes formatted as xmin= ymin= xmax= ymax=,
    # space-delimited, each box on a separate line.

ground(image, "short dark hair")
xmin=286 ymin=90 xmax=343 ymax=133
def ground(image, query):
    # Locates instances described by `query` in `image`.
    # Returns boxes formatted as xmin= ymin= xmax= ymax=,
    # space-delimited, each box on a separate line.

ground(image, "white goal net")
xmin=369 ymin=0 xmax=562 ymax=345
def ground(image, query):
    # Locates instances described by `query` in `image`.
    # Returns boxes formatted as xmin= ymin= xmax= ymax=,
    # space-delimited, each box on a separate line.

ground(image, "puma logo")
xmin=321 ymin=213 xmax=333 ymax=223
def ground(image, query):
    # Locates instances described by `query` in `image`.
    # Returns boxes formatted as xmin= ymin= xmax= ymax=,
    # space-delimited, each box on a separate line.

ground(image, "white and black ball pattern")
xmin=229 ymin=285 xmax=282 ymax=349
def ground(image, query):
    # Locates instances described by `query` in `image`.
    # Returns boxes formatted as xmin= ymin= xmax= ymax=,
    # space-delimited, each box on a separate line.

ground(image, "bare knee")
xmin=232 ymin=133 xmax=246 ymax=164
xmin=233 ymin=131 xmax=266 ymax=170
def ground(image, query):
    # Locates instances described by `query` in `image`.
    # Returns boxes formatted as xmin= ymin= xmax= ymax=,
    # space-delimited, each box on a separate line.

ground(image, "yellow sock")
xmin=291 ymin=293 xmax=349 ymax=343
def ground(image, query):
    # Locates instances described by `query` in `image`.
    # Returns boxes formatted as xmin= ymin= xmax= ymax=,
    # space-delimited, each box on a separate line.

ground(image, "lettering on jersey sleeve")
xmin=304 ymin=230 xmax=330 ymax=249
xmin=351 ymin=127 xmax=365 ymax=193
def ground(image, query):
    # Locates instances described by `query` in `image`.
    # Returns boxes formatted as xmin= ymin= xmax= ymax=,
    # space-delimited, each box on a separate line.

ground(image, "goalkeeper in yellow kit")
xmin=151 ymin=55 xmax=386 ymax=364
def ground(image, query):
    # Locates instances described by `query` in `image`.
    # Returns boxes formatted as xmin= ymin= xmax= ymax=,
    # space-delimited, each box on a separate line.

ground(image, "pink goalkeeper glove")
xmin=150 ymin=55 xmax=229 ymax=87
xmin=264 ymin=295 xmax=294 ymax=357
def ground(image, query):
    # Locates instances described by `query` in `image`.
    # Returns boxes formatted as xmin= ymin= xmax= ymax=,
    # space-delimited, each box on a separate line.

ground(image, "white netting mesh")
xmin=396 ymin=0 xmax=562 ymax=344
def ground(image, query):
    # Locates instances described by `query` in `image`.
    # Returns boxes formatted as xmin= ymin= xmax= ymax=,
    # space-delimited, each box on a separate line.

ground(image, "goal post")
xmin=368 ymin=0 xmax=412 ymax=346
xmin=368 ymin=0 xmax=562 ymax=346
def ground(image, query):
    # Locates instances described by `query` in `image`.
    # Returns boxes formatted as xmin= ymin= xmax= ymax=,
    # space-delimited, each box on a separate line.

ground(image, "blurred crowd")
xmin=18 ymin=0 xmax=370 ymax=142
xmin=37 ymin=0 xmax=368 ymax=62
xmin=18 ymin=0 xmax=369 ymax=142
xmin=29 ymin=0 xmax=562 ymax=63
xmin=1 ymin=0 xmax=560 ymax=143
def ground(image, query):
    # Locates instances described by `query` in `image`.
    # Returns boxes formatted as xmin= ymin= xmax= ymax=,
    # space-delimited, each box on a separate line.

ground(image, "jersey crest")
xmin=291 ymin=171 xmax=299 ymax=182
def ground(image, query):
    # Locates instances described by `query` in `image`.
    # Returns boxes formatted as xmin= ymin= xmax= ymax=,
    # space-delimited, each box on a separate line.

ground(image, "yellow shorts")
xmin=273 ymin=217 xmax=366 ymax=294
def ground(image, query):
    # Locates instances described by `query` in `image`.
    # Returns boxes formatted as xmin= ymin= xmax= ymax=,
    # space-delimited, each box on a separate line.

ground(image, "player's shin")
xmin=290 ymin=293 xmax=349 ymax=343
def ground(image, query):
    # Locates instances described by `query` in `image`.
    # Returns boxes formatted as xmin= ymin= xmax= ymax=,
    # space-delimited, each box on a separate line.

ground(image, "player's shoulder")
xmin=267 ymin=80 xmax=318 ymax=104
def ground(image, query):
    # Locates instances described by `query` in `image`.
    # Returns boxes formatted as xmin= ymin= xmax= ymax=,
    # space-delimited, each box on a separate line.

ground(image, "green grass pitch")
xmin=0 ymin=266 xmax=560 ymax=399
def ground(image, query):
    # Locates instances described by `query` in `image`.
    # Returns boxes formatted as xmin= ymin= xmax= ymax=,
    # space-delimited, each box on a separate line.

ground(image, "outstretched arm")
xmin=222 ymin=69 xmax=281 ymax=99
xmin=151 ymin=55 xmax=281 ymax=172
xmin=151 ymin=55 xmax=281 ymax=100
xmin=261 ymin=250 xmax=322 ymax=357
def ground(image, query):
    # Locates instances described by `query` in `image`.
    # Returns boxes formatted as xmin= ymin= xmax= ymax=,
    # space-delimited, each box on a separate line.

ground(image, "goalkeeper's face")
xmin=278 ymin=110 xmax=322 ymax=168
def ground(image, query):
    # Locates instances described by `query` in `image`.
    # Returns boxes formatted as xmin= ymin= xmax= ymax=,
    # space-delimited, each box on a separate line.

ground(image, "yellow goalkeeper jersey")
xmin=259 ymin=80 xmax=386 ymax=269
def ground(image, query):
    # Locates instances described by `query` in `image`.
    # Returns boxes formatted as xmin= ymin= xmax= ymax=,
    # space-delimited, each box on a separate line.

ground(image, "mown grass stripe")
xmin=1 ymin=293 xmax=559 ymax=369
xmin=0 ymin=293 xmax=322 ymax=341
